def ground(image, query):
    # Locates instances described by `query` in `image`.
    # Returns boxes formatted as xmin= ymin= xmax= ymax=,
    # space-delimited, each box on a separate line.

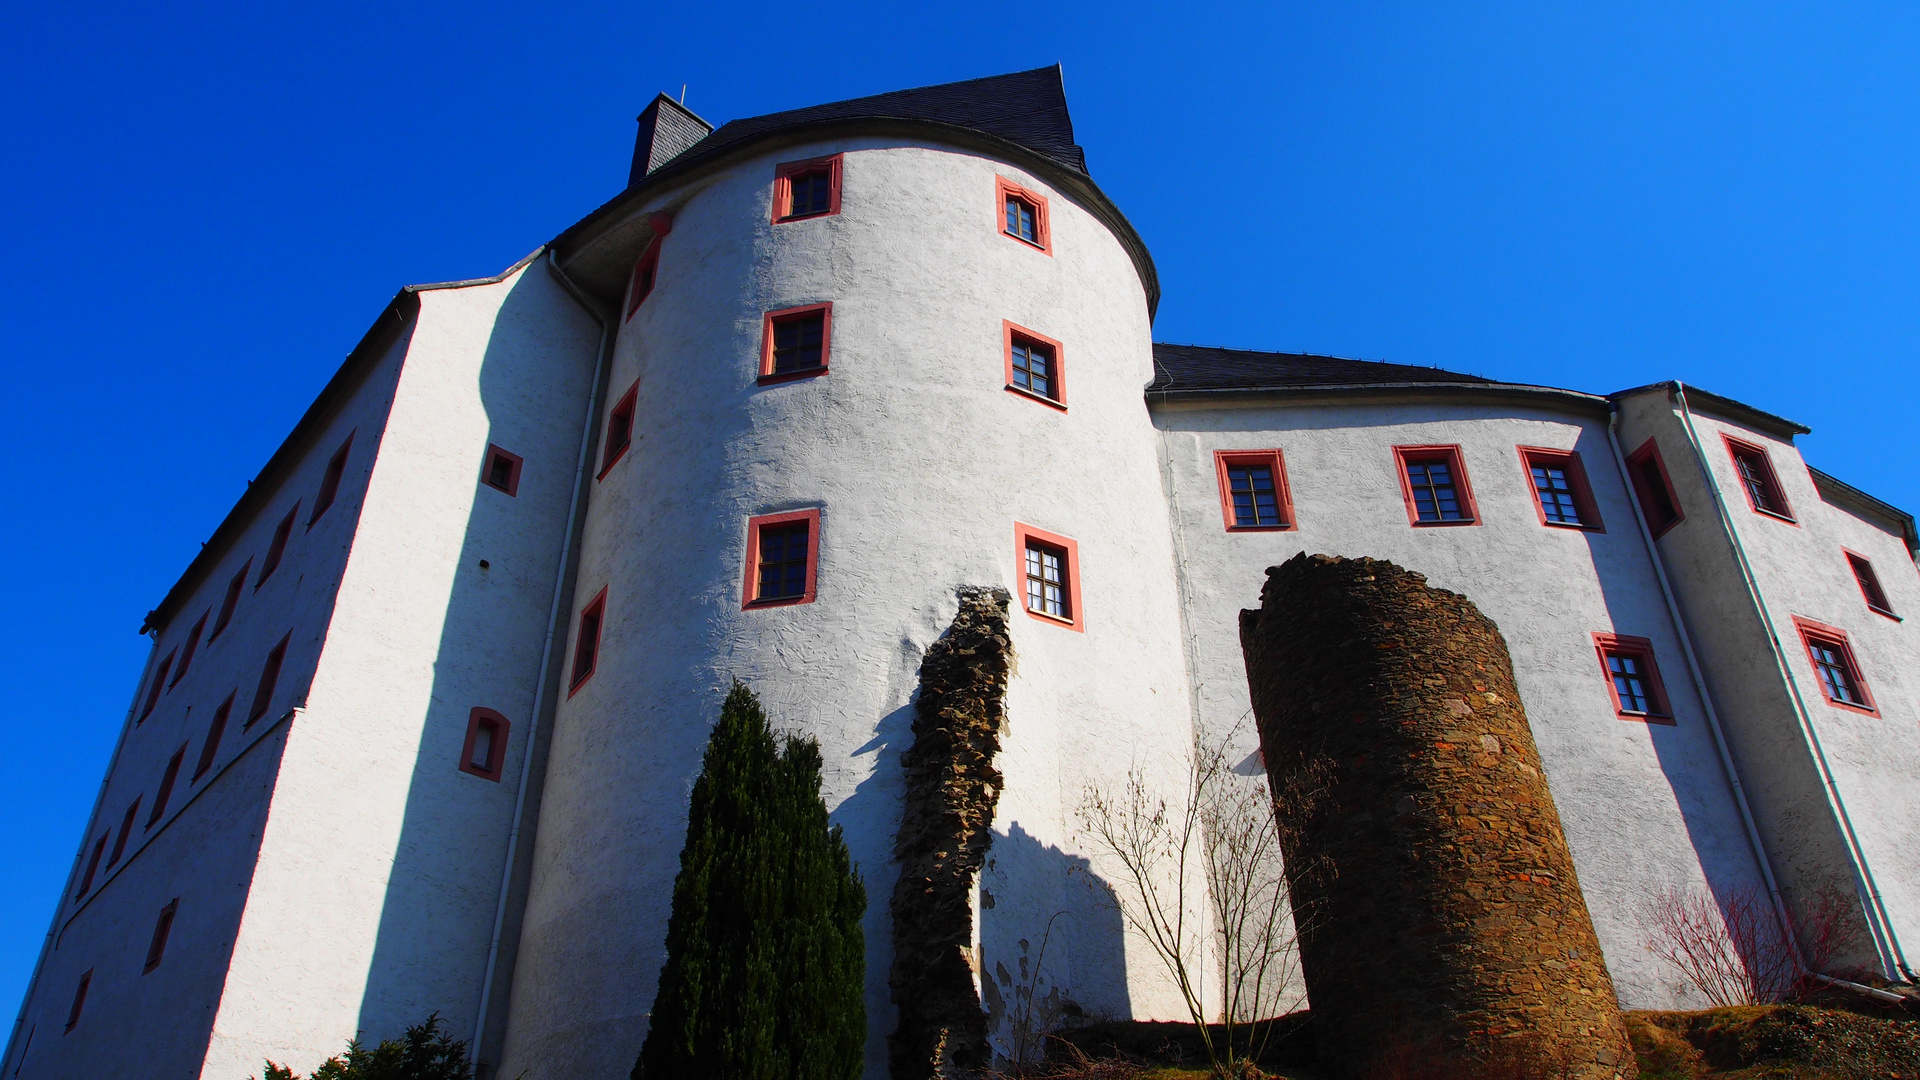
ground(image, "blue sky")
xmin=3 ymin=1 xmax=1916 ymax=1014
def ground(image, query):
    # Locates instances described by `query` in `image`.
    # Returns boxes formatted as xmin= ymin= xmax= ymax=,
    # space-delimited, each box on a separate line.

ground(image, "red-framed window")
xmin=1213 ymin=450 xmax=1295 ymax=531
xmin=210 ymin=561 xmax=249 ymax=641
xmin=108 ymin=797 xmax=140 ymax=868
xmin=623 ymin=213 xmax=674 ymax=320
xmin=482 ymin=444 xmax=524 ymax=497
xmin=1518 ymin=446 xmax=1604 ymax=532
xmin=1793 ymin=617 xmax=1876 ymax=715
xmin=75 ymin=834 xmax=107 ymax=897
xmin=760 ymin=303 xmax=833 ymax=384
xmin=64 ymin=970 xmax=91 ymax=1032
xmin=171 ymin=613 xmax=209 ymax=688
xmin=599 ymin=380 xmax=639 ymax=479
xmin=1592 ymin=633 xmax=1674 ymax=723
xmin=146 ymin=744 xmax=186 ymax=829
xmin=773 ymin=155 xmax=843 ymax=222
xmin=1844 ymin=550 xmax=1897 ymax=619
xmin=568 ymin=588 xmax=608 ymax=696
xmin=1723 ymin=435 xmax=1795 ymax=522
xmin=247 ymin=634 xmax=290 ymax=725
xmin=742 ymin=509 xmax=821 ymax=609
xmin=1626 ymin=437 xmax=1684 ymax=537
xmin=308 ymin=433 xmax=354 ymax=527
xmin=1015 ymin=522 xmax=1084 ymax=632
xmin=192 ymin=693 xmax=234 ymax=782
xmin=139 ymin=649 xmax=177 ymax=723
xmin=996 ymin=177 xmax=1052 ymax=254
xmin=257 ymin=503 xmax=300 ymax=588
xmin=1002 ymin=321 xmax=1065 ymax=408
xmin=143 ymin=899 xmax=179 ymax=974
xmin=460 ymin=707 xmax=511 ymax=782
xmin=1393 ymin=445 xmax=1479 ymax=526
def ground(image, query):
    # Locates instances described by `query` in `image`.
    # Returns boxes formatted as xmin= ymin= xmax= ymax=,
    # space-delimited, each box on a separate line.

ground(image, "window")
xmin=308 ymin=433 xmax=354 ymax=527
xmin=1724 ymin=435 xmax=1795 ymax=522
xmin=108 ymin=797 xmax=140 ymax=869
xmin=171 ymin=613 xmax=208 ymax=688
xmin=460 ymin=708 xmax=511 ymax=782
xmin=76 ymin=834 xmax=107 ymax=897
xmin=568 ymin=588 xmax=608 ymax=696
xmin=139 ymin=649 xmax=177 ymax=723
xmin=192 ymin=694 xmax=234 ymax=782
xmin=1793 ymin=617 xmax=1876 ymax=714
xmin=1844 ymin=550 xmax=1897 ymax=618
xmin=1518 ymin=447 xmax=1604 ymax=531
xmin=482 ymin=445 xmax=523 ymax=497
xmin=742 ymin=509 xmax=821 ymax=608
xmin=773 ymin=154 xmax=843 ymax=222
xmin=1213 ymin=450 xmax=1295 ymax=531
xmin=64 ymin=970 xmax=91 ymax=1033
xmin=1014 ymin=523 xmax=1083 ymax=631
xmin=995 ymin=177 xmax=1052 ymax=254
xmin=257 ymin=503 xmax=300 ymax=587
xmin=597 ymin=380 xmax=639 ymax=479
xmin=1003 ymin=322 xmax=1065 ymax=408
xmin=210 ymin=561 xmax=249 ymax=641
xmin=1626 ymin=438 xmax=1684 ymax=537
xmin=247 ymin=634 xmax=289 ymax=725
xmin=146 ymin=745 xmax=186 ymax=829
xmin=760 ymin=304 xmax=832 ymax=384
xmin=144 ymin=899 xmax=179 ymax=974
xmin=1592 ymin=634 xmax=1674 ymax=722
xmin=1393 ymin=445 xmax=1478 ymax=526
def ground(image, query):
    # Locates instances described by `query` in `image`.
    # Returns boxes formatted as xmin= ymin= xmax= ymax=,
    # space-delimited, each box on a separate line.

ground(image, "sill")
xmin=566 ymin=674 xmax=595 ymax=700
xmin=1868 ymin=605 xmax=1902 ymax=622
xmin=1819 ymin=697 xmax=1879 ymax=717
xmin=1542 ymin=520 xmax=1604 ymax=534
xmin=1002 ymin=230 xmax=1049 ymax=253
xmin=1648 ymin=518 xmax=1683 ymax=540
xmin=744 ymin=595 xmax=814 ymax=609
xmin=1410 ymin=518 xmax=1478 ymax=528
xmin=1750 ymin=507 xmax=1798 ymax=525
xmin=596 ymin=443 xmax=631 ymax=481
xmin=758 ymin=366 xmax=828 ymax=386
xmin=1004 ymin=384 xmax=1067 ymax=411
xmin=1225 ymin=524 xmax=1294 ymax=533
xmin=1617 ymin=711 xmax=1677 ymax=726
xmin=776 ymin=210 xmax=836 ymax=223
xmin=1023 ymin=606 xmax=1077 ymax=628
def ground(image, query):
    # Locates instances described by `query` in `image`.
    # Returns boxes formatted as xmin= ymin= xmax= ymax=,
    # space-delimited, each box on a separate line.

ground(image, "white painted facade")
xmin=8 ymin=72 xmax=1918 ymax=1080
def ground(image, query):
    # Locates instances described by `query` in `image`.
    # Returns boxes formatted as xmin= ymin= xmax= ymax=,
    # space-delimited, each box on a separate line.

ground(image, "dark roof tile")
xmin=1149 ymin=342 xmax=1494 ymax=393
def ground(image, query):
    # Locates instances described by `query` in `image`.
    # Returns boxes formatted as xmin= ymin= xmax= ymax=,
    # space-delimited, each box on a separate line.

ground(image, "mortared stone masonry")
xmin=1240 ymin=554 xmax=1635 ymax=1079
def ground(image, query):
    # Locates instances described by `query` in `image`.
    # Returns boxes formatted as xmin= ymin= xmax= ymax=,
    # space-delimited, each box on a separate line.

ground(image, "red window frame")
xmin=742 ymin=509 xmax=822 ymax=609
xmin=772 ymin=154 xmax=843 ymax=222
xmin=1723 ymin=434 xmax=1796 ymax=523
xmin=1518 ymin=446 xmax=1605 ymax=532
xmin=143 ymin=899 xmax=179 ymax=974
xmin=1002 ymin=321 xmax=1065 ymax=409
xmin=1592 ymin=633 xmax=1675 ymax=723
xmin=459 ymin=707 xmax=511 ymax=781
xmin=1843 ymin=549 xmax=1898 ymax=619
xmin=139 ymin=649 xmax=177 ymax=723
xmin=247 ymin=634 xmax=290 ymax=726
xmin=146 ymin=744 xmax=186 ymax=829
xmin=759 ymin=303 xmax=833 ymax=385
xmin=624 ymin=212 xmax=673 ymax=319
xmin=598 ymin=380 xmax=639 ymax=479
xmin=192 ymin=693 xmax=234 ymax=782
xmin=482 ymin=444 xmax=524 ymax=497
xmin=1792 ymin=616 xmax=1877 ymax=715
xmin=996 ymin=176 xmax=1052 ymax=255
xmin=75 ymin=834 xmax=107 ymax=897
xmin=171 ymin=612 xmax=209 ymax=688
xmin=210 ymin=561 xmax=249 ymax=641
xmin=108 ymin=797 xmax=140 ymax=868
xmin=257 ymin=503 xmax=300 ymax=588
xmin=64 ymin=970 xmax=91 ymax=1032
xmin=1392 ymin=445 xmax=1480 ymax=526
xmin=1015 ymin=522 xmax=1084 ymax=632
xmin=568 ymin=588 xmax=608 ymax=697
xmin=1213 ymin=449 xmax=1296 ymax=531
xmin=308 ymin=432 xmax=354 ymax=527
xmin=1625 ymin=437 xmax=1684 ymax=538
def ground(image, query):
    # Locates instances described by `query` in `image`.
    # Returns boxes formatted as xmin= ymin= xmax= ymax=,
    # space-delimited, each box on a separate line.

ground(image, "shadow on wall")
xmin=978 ymin=820 xmax=1128 ymax=1066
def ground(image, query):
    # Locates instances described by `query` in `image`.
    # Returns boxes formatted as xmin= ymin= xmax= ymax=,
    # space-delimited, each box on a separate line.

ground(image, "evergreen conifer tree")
xmin=634 ymin=681 xmax=866 ymax=1080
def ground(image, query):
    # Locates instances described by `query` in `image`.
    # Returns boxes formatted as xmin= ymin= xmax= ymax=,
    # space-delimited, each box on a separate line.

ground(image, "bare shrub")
xmin=1644 ymin=883 xmax=1862 ymax=1006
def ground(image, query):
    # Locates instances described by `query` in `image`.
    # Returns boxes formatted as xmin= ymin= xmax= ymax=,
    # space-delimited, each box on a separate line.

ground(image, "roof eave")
xmin=1146 ymin=381 xmax=1610 ymax=414
xmin=1610 ymin=381 xmax=1811 ymax=439
xmin=1810 ymin=467 xmax=1920 ymax=561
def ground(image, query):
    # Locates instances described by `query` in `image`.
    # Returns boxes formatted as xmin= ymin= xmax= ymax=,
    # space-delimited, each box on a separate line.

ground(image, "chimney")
xmin=629 ymin=94 xmax=713 ymax=187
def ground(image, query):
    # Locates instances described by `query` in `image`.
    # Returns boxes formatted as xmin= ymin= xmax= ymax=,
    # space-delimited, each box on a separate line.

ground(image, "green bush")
xmin=254 ymin=1013 xmax=470 ymax=1080
xmin=633 ymin=681 xmax=867 ymax=1080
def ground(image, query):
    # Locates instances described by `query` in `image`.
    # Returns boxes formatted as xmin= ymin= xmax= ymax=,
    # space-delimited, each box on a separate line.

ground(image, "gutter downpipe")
xmin=468 ymin=248 xmax=614 ymax=1064
xmin=1669 ymin=383 xmax=1915 ymax=989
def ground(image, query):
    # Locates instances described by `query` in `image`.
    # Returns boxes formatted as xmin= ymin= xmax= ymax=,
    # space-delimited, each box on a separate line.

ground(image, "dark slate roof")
xmin=1150 ymin=343 xmax=1496 ymax=393
xmin=672 ymin=65 xmax=1087 ymax=175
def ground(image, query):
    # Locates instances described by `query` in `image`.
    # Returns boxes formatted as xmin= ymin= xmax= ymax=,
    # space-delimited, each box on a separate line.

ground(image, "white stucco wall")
xmin=499 ymin=138 xmax=1199 ymax=1080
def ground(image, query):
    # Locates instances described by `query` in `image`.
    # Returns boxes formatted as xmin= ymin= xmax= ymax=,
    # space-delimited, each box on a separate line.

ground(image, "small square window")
xmin=1626 ymin=437 xmax=1684 ymax=537
xmin=257 ymin=503 xmax=300 ymax=588
xmin=308 ymin=433 xmax=354 ymax=527
xmin=995 ymin=177 xmax=1052 ymax=254
xmin=1723 ymin=435 xmax=1795 ymax=522
xmin=146 ymin=744 xmax=186 ymax=829
xmin=759 ymin=304 xmax=833 ymax=384
xmin=143 ymin=898 xmax=178 ymax=974
xmin=1592 ymin=633 xmax=1674 ymax=722
xmin=75 ymin=834 xmax=107 ymax=897
xmin=568 ymin=588 xmax=608 ymax=696
xmin=773 ymin=155 xmax=843 ymax=222
xmin=108 ymin=796 xmax=140 ymax=868
xmin=139 ymin=649 xmax=177 ymax=723
xmin=599 ymin=381 xmax=639 ymax=479
xmin=210 ymin=561 xmax=249 ymax=641
xmin=1518 ymin=447 xmax=1604 ymax=531
xmin=1003 ymin=321 xmax=1065 ymax=408
xmin=1793 ymin=617 xmax=1877 ymax=714
xmin=171 ymin=613 xmax=208 ymax=688
xmin=626 ymin=242 xmax=662 ymax=320
xmin=1213 ymin=450 xmax=1295 ymax=531
xmin=1844 ymin=550 xmax=1896 ymax=618
xmin=1393 ymin=445 xmax=1479 ymax=526
xmin=742 ymin=509 xmax=821 ymax=608
xmin=460 ymin=708 xmax=511 ymax=782
xmin=192 ymin=693 xmax=235 ymax=782
xmin=247 ymin=634 xmax=290 ymax=725
xmin=64 ymin=970 xmax=91 ymax=1032
xmin=1015 ymin=523 xmax=1083 ymax=631
xmin=482 ymin=445 xmax=524 ymax=497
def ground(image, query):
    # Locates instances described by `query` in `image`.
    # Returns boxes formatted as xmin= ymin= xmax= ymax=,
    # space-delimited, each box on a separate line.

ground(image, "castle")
xmin=6 ymin=67 xmax=1917 ymax=1079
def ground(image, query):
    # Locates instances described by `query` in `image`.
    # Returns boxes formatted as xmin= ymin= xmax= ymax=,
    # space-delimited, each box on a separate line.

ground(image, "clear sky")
xmin=2 ymin=1 xmax=1916 ymax=1015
